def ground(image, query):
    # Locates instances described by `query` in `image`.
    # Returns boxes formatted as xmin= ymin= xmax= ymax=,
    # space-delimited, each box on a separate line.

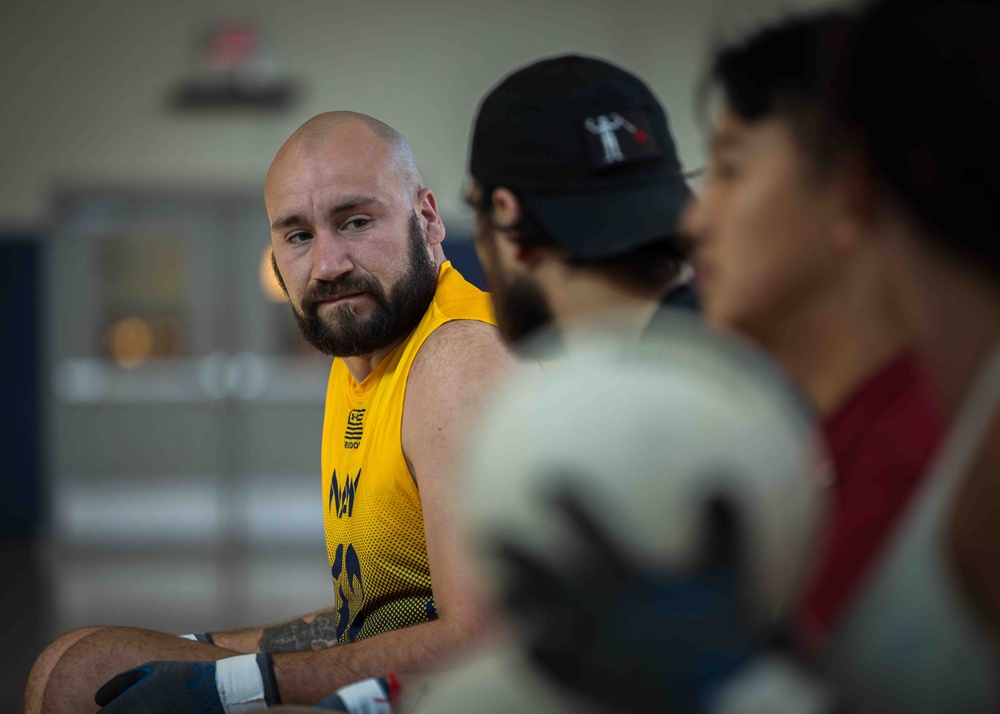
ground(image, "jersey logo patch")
xmin=344 ymin=408 xmax=366 ymax=446
xmin=329 ymin=468 xmax=361 ymax=518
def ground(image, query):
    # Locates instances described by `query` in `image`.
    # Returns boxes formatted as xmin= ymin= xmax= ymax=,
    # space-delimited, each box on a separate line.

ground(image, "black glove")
xmin=496 ymin=486 xmax=761 ymax=714
xmin=95 ymin=653 xmax=280 ymax=713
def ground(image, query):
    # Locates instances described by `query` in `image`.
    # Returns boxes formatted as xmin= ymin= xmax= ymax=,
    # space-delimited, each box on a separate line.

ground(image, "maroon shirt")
xmin=797 ymin=350 xmax=945 ymax=647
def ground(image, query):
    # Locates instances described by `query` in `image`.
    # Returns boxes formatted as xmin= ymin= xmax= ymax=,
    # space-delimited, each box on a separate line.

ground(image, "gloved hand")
xmin=95 ymin=653 xmax=281 ymax=713
xmin=496 ymin=486 xmax=763 ymax=714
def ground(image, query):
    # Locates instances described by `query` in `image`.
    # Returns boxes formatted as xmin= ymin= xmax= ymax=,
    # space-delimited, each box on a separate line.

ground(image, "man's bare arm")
xmin=31 ymin=628 xmax=237 ymax=714
xmin=209 ymin=605 xmax=340 ymax=654
xmin=272 ymin=617 xmax=477 ymax=703
xmin=28 ymin=603 xmax=348 ymax=713
xmin=268 ymin=319 xmax=519 ymax=703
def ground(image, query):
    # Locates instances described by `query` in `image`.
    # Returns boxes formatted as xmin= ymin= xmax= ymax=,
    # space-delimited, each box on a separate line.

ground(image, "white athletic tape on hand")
xmin=336 ymin=678 xmax=393 ymax=714
xmin=216 ymin=654 xmax=268 ymax=714
xmin=179 ymin=633 xmax=198 ymax=640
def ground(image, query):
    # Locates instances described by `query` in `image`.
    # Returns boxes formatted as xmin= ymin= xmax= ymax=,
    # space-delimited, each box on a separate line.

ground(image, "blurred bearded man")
xmin=466 ymin=54 xmax=697 ymax=354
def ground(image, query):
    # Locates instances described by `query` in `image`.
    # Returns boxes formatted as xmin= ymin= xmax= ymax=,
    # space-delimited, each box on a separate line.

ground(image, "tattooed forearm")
xmin=258 ymin=612 xmax=340 ymax=652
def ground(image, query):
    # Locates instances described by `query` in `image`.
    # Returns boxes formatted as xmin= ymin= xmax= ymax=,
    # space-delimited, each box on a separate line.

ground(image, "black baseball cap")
xmin=469 ymin=54 xmax=691 ymax=260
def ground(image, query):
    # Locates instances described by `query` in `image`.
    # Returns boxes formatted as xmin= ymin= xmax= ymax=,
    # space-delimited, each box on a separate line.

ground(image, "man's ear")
xmin=417 ymin=188 xmax=446 ymax=246
xmin=489 ymin=188 xmax=556 ymax=268
xmin=491 ymin=187 xmax=523 ymax=230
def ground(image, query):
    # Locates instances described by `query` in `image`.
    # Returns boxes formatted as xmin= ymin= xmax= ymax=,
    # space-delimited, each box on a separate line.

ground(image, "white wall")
xmin=0 ymin=0 xmax=842 ymax=231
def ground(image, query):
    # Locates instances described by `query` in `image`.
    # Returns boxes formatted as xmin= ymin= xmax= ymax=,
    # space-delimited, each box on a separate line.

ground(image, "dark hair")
xmin=469 ymin=185 xmax=689 ymax=292
xmin=843 ymin=0 xmax=1000 ymax=273
xmin=708 ymin=11 xmax=853 ymax=173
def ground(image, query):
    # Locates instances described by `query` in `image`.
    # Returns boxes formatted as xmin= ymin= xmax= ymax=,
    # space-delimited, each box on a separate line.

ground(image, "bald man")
xmin=25 ymin=112 xmax=515 ymax=713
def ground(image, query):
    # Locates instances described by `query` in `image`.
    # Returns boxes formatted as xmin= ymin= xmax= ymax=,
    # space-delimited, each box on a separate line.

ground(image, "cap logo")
xmin=582 ymin=110 xmax=662 ymax=168
xmin=585 ymin=113 xmax=631 ymax=163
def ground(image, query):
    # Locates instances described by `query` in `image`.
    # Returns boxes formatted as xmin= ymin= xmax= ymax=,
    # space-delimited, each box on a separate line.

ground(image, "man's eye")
xmin=344 ymin=218 xmax=370 ymax=231
xmin=286 ymin=231 xmax=311 ymax=244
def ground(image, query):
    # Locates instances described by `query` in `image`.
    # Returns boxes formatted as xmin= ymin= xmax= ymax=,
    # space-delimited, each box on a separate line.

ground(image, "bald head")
xmin=264 ymin=110 xmax=447 ymax=363
xmin=270 ymin=111 xmax=423 ymax=195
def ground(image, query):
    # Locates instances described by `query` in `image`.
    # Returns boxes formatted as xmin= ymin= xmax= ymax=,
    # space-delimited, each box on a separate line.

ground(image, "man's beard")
xmin=279 ymin=212 xmax=439 ymax=357
xmin=493 ymin=273 xmax=556 ymax=349
xmin=475 ymin=228 xmax=556 ymax=350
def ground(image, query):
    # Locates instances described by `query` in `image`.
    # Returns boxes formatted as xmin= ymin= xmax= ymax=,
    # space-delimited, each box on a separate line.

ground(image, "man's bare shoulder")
xmin=402 ymin=320 xmax=518 ymax=480
xmin=407 ymin=319 xmax=518 ymax=413
xmin=413 ymin=319 xmax=514 ymax=380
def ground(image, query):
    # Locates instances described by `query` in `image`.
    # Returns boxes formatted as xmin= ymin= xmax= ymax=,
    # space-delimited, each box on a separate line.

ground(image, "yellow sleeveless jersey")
xmin=320 ymin=261 xmax=495 ymax=643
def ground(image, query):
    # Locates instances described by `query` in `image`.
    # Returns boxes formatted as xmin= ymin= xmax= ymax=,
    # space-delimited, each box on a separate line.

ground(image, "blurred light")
xmin=106 ymin=317 xmax=154 ymax=369
xmin=153 ymin=316 xmax=186 ymax=358
xmin=259 ymin=246 xmax=287 ymax=303
xmin=207 ymin=20 xmax=259 ymax=70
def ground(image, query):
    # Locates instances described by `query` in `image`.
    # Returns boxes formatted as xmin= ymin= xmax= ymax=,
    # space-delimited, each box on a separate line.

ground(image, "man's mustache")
xmin=300 ymin=273 xmax=384 ymax=313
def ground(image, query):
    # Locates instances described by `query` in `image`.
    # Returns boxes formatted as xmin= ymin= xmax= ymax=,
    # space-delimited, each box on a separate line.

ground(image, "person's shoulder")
xmin=422 ymin=318 xmax=505 ymax=353
xmin=410 ymin=319 xmax=513 ymax=388
xmin=401 ymin=320 xmax=518 ymax=479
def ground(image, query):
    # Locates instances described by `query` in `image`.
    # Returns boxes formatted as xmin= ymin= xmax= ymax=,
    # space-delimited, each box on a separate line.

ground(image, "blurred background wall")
xmin=0 ymin=0 xmax=730 ymax=228
xmin=0 ymin=0 xmax=836 ymax=707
